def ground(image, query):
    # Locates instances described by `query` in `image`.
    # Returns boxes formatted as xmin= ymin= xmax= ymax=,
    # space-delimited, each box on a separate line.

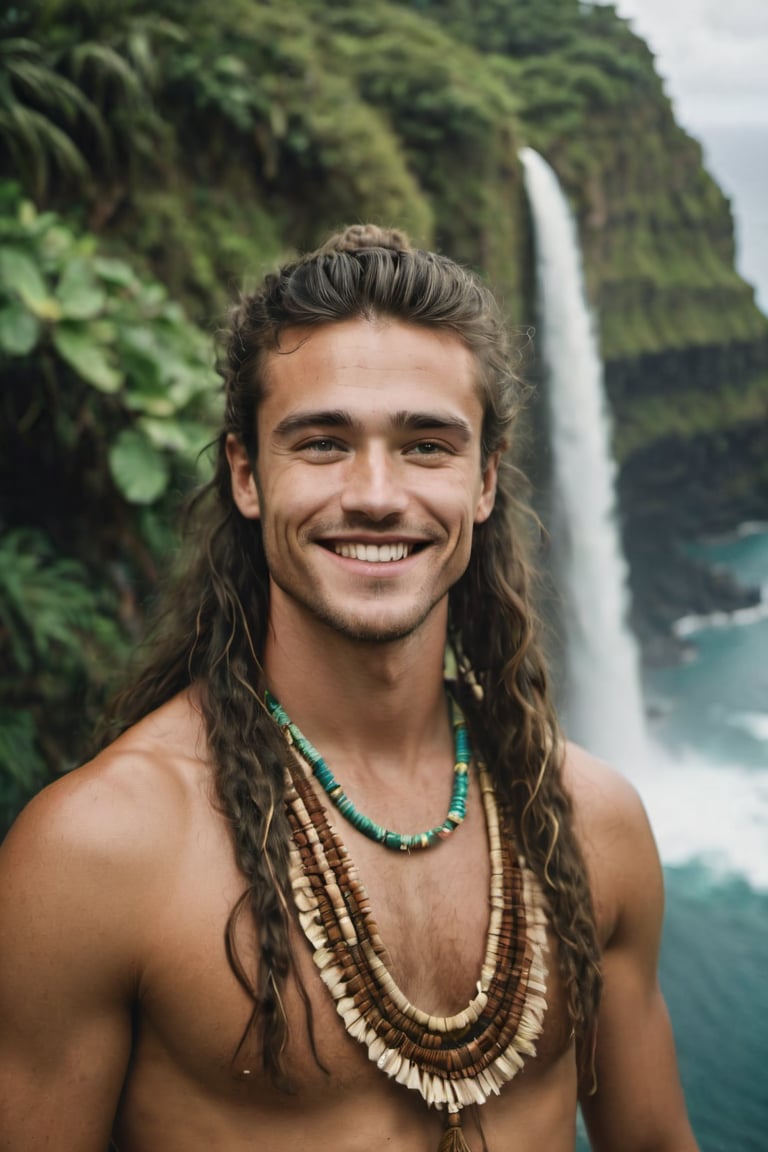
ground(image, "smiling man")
xmin=229 ymin=319 xmax=496 ymax=646
xmin=0 ymin=226 xmax=699 ymax=1151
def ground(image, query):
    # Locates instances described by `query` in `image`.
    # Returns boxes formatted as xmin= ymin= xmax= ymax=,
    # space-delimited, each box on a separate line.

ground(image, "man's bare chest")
xmin=124 ymin=773 xmax=572 ymax=1125
xmin=135 ymin=797 xmax=492 ymax=1058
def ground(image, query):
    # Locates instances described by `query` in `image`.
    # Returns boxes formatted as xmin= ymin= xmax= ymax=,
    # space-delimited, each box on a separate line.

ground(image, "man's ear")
xmin=474 ymin=449 xmax=501 ymax=525
xmin=225 ymin=434 xmax=261 ymax=520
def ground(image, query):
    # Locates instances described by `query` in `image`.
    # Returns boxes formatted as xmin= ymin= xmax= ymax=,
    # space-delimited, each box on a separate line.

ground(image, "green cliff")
xmin=2 ymin=0 xmax=766 ymax=821
xmin=513 ymin=3 xmax=768 ymax=654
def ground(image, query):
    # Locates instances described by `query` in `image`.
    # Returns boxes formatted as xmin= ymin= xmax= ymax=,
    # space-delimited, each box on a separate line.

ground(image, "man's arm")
xmin=572 ymin=751 xmax=699 ymax=1152
xmin=0 ymin=765 xmax=154 ymax=1151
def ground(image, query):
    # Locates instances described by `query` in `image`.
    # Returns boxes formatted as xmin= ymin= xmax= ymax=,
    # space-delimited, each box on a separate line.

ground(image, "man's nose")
xmin=339 ymin=446 xmax=409 ymax=520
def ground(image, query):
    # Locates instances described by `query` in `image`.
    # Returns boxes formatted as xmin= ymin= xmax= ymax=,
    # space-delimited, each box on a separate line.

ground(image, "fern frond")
xmin=67 ymin=41 xmax=144 ymax=101
xmin=0 ymin=530 xmax=121 ymax=674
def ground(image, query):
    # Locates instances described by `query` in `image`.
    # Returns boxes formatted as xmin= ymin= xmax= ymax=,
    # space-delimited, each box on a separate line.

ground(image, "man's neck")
xmin=262 ymin=605 xmax=451 ymax=767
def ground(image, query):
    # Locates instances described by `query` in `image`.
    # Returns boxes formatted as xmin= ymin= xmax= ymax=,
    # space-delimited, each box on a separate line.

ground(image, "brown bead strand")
xmin=284 ymin=751 xmax=548 ymax=1102
xmin=286 ymin=760 xmax=531 ymax=1078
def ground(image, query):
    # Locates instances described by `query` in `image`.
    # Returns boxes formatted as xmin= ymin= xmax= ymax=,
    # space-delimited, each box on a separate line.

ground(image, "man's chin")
xmin=324 ymin=618 xmax=425 ymax=645
xmin=269 ymin=581 xmax=446 ymax=644
xmin=314 ymin=603 xmax=438 ymax=645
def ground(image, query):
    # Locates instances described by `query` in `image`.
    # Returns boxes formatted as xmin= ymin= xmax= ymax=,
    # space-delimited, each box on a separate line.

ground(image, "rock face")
xmin=577 ymin=84 xmax=768 ymax=661
xmin=499 ymin=2 xmax=768 ymax=662
xmin=611 ymin=345 xmax=768 ymax=662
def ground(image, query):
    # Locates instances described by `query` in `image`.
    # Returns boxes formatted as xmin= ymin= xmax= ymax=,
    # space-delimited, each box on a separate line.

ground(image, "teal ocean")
xmin=574 ymin=528 xmax=768 ymax=1152
xmin=577 ymin=122 xmax=768 ymax=1150
xmin=651 ymin=528 xmax=768 ymax=1152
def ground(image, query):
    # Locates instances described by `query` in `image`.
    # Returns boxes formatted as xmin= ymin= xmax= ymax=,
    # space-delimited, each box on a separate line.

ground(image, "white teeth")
xmin=334 ymin=542 xmax=411 ymax=562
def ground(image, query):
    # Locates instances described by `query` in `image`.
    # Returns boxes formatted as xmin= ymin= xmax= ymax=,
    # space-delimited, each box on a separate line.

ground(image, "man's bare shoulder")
xmin=0 ymin=692 xmax=219 ymax=1149
xmin=561 ymin=740 xmax=648 ymax=832
xmin=564 ymin=746 xmax=698 ymax=1151
xmin=561 ymin=741 xmax=662 ymax=945
xmin=1 ymin=689 xmax=210 ymax=884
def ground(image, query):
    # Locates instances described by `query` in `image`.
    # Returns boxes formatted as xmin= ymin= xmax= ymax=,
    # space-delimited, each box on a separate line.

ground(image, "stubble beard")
xmin=262 ymin=512 xmax=458 ymax=644
xmin=270 ymin=569 xmax=445 ymax=644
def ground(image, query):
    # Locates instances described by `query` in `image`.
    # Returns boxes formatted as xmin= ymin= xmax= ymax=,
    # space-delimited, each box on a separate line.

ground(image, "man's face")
xmin=227 ymin=317 xmax=498 ymax=645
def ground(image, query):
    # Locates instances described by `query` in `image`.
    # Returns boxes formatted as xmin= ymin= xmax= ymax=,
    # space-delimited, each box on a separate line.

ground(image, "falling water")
xmin=520 ymin=148 xmax=768 ymax=1152
xmin=520 ymin=147 xmax=648 ymax=767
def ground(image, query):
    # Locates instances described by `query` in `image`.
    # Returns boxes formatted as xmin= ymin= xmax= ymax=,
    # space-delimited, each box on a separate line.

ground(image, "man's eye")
xmin=301 ymin=438 xmax=342 ymax=453
xmin=408 ymin=441 xmax=448 ymax=456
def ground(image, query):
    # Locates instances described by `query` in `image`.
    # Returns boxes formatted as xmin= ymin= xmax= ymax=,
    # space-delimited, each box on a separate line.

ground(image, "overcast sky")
xmin=597 ymin=0 xmax=768 ymax=128
xmin=593 ymin=2 xmax=768 ymax=313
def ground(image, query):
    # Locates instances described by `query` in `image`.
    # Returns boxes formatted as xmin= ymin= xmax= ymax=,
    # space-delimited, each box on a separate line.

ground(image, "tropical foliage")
xmin=0 ymin=179 xmax=217 ymax=831
xmin=1 ymin=0 xmax=766 ymax=831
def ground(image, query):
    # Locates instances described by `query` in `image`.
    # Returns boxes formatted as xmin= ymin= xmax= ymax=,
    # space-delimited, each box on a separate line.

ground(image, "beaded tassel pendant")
xmin=437 ymin=1111 xmax=473 ymax=1152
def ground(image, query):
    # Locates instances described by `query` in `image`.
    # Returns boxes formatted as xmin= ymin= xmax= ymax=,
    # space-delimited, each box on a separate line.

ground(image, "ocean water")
xmin=647 ymin=529 xmax=768 ymax=1152
xmin=574 ymin=534 xmax=768 ymax=1152
xmin=575 ymin=123 xmax=768 ymax=1149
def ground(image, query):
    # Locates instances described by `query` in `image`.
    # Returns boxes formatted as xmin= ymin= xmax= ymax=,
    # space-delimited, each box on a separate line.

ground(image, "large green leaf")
xmin=0 ymin=246 xmax=46 ymax=302
xmin=92 ymin=255 xmax=136 ymax=286
xmin=116 ymin=325 xmax=174 ymax=414
xmin=108 ymin=429 xmax=169 ymax=503
xmin=138 ymin=414 xmax=212 ymax=456
xmin=55 ymin=257 xmax=106 ymax=320
xmin=52 ymin=323 xmax=123 ymax=392
xmin=0 ymin=245 xmax=60 ymax=319
xmin=40 ymin=223 xmax=75 ymax=261
xmin=122 ymin=384 xmax=175 ymax=416
xmin=0 ymin=302 xmax=40 ymax=356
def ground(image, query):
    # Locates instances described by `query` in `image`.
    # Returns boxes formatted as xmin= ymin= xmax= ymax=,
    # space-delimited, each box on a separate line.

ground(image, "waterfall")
xmin=520 ymin=147 xmax=648 ymax=767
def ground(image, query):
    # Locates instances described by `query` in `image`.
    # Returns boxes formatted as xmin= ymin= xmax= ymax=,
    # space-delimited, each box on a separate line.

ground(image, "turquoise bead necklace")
xmin=265 ymin=688 xmax=472 ymax=852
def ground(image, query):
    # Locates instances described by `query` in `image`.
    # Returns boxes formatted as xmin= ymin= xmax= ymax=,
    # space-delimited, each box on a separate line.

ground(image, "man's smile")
xmin=332 ymin=541 xmax=414 ymax=563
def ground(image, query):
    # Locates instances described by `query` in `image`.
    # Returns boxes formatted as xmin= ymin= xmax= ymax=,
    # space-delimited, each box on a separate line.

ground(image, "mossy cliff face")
xmin=496 ymin=0 xmax=768 ymax=659
xmin=100 ymin=0 xmax=529 ymax=325
xmin=137 ymin=0 xmax=768 ymax=662
xmin=6 ymin=0 xmax=766 ymax=670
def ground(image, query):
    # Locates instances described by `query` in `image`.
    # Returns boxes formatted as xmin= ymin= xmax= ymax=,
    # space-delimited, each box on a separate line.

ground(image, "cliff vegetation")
xmin=1 ymin=0 xmax=766 ymax=827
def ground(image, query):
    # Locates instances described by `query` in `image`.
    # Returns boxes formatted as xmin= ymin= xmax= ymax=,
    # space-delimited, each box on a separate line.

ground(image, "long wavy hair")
xmin=102 ymin=223 xmax=601 ymax=1085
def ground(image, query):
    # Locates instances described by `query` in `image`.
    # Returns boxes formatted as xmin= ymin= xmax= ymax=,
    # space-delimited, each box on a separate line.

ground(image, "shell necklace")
xmin=271 ymin=693 xmax=549 ymax=1151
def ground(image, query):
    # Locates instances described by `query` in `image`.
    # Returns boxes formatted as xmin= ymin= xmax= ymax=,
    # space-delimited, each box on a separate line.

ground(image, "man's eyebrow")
xmin=272 ymin=409 xmax=473 ymax=442
xmin=272 ymin=410 xmax=355 ymax=438
xmin=392 ymin=411 xmax=473 ymax=442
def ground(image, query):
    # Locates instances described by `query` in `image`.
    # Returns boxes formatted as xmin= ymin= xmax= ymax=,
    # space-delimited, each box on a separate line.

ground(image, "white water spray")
xmin=520 ymin=147 xmax=648 ymax=768
xmin=520 ymin=148 xmax=768 ymax=890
